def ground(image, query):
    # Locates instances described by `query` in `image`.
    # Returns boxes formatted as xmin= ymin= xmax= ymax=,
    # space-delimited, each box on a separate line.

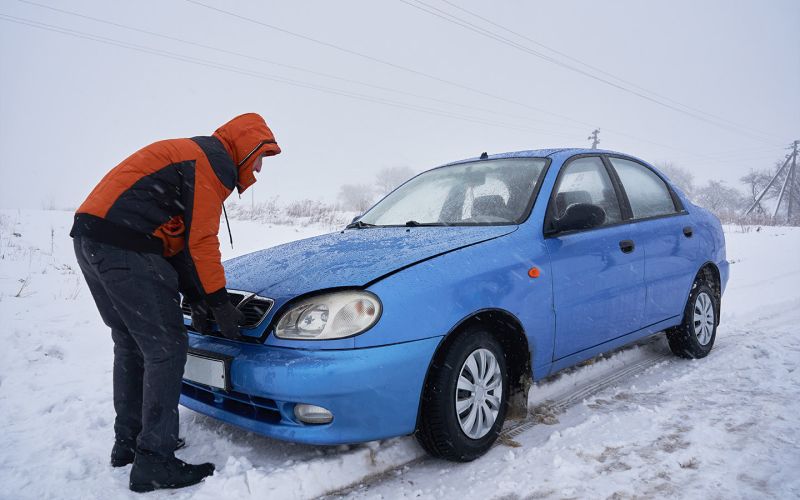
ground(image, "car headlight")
xmin=274 ymin=291 xmax=381 ymax=340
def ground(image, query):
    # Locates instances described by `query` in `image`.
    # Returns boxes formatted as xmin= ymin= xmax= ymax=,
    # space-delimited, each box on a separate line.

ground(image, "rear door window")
xmin=609 ymin=158 xmax=678 ymax=218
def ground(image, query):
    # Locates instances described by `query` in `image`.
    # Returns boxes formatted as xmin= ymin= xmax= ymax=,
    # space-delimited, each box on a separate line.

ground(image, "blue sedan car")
xmin=179 ymin=148 xmax=728 ymax=461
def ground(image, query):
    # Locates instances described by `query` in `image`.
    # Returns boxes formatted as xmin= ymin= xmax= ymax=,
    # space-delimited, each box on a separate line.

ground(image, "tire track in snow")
xmin=501 ymin=352 xmax=672 ymax=442
xmin=322 ymin=340 xmax=689 ymax=498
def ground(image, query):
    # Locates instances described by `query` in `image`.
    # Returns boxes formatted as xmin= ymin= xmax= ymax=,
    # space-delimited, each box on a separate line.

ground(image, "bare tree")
xmin=655 ymin=161 xmax=695 ymax=200
xmin=740 ymin=169 xmax=772 ymax=216
xmin=338 ymin=184 xmax=376 ymax=212
xmin=738 ymin=155 xmax=800 ymax=223
xmin=695 ymin=180 xmax=748 ymax=223
xmin=375 ymin=166 xmax=415 ymax=196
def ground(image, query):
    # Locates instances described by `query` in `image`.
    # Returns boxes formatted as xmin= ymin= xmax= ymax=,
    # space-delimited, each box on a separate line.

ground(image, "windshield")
xmin=359 ymin=158 xmax=548 ymax=226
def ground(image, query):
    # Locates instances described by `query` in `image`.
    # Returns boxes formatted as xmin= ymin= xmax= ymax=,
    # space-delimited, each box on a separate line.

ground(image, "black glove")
xmin=210 ymin=301 xmax=245 ymax=340
xmin=188 ymin=301 xmax=212 ymax=334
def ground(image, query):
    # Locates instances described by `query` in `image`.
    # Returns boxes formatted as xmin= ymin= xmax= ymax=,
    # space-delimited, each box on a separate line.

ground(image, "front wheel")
xmin=667 ymin=281 xmax=718 ymax=359
xmin=415 ymin=329 xmax=508 ymax=462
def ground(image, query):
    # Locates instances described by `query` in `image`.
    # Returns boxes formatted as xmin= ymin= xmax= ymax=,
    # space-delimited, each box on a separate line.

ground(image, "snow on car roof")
xmin=441 ymin=148 xmax=628 ymax=167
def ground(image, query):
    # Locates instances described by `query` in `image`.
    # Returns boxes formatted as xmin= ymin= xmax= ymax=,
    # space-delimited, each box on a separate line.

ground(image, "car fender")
xmin=358 ymin=228 xmax=555 ymax=379
xmin=677 ymin=203 xmax=728 ymax=317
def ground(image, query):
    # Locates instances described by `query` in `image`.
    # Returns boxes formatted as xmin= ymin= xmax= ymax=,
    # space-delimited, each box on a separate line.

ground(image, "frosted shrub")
xmin=226 ymin=197 xmax=281 ymax=222
xmin=226 ymin=199 xmax=355 ymax=230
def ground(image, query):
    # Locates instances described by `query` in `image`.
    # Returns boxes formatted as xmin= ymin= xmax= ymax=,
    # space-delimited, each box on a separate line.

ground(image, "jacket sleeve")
xmin=182 ymin=159 xmax=230 ymax=307
xmin=167 ymin=249 xmax=205 ymax=304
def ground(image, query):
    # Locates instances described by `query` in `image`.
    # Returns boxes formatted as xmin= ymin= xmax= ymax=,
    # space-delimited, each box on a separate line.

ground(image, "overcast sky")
xmin=1 ymin=0 xmax=798 ymax=210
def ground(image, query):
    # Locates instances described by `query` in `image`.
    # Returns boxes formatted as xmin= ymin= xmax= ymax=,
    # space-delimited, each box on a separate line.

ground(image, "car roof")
xmin=442 ymin=148 xmax=632 ymax=167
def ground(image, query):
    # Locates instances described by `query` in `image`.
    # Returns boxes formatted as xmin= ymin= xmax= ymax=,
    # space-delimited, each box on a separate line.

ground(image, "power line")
xmin=16 ymin=0 xmax=585 ymax=132
xmin=6 ymin=4 xmax=785 ymax=165
xmin=180 ymin=0 xmax=744 ymax=160
xmin=403 ymin=0 xmax=783 ymax=144
xmin=0 ymin=6 xmax=705 ymax=158
xmin=183 ymin=0 xmax=602 ymax=130
xmin=436 ymin=0 xmax=783 ymax=143
xmin=399 ymin=0 xmax=784 ymax=145
xmin=683 ymin=152 xmax=788 ymax=165
xmin=0 ymin=13 xmax=581 ymax=138
xmin=668 ymin=145 xmax=788 ymax=163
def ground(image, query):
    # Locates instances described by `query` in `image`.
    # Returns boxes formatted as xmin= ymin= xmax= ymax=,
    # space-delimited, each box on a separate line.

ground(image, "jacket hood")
xmin=223 ymin=225 xmax=518 ymax=304
xmin=213 ymin=113 xmax=281 ymax=194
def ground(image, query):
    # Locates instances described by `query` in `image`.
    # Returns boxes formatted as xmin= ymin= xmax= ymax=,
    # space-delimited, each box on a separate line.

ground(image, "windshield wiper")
xmin=404 ymin=220 xmax=448 ymax=227
xmin=345 ymin=220 xmax=377 ymax=229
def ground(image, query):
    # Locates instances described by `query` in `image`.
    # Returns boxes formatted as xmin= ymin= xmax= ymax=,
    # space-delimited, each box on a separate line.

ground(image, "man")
xmin=70 ymin=113 xmax=281 ymax=492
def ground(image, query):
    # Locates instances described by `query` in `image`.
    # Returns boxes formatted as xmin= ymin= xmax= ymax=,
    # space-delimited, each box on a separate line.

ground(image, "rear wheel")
xmin=667 ymin=280 xmax=718 ymax=359
xmin=416 ymin=328 xmax=508 ymax=462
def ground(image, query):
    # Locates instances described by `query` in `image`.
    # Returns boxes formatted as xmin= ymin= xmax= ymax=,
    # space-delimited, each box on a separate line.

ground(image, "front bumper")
xmin=180 ymin=334 xmax=442 ymax=445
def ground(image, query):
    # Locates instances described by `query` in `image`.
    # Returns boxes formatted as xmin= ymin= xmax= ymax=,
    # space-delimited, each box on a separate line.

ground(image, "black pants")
xmin=73 ymin=237 xmax=187 ymax=457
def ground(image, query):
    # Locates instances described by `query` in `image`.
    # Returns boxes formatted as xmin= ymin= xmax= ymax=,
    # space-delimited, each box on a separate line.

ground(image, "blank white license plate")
xmin=184 ymin=352 xmax=227 ymax=390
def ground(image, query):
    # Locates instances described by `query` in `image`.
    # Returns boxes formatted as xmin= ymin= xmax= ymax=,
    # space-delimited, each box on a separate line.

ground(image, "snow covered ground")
xmin=0 ymin=209 xmax=798 ymax=499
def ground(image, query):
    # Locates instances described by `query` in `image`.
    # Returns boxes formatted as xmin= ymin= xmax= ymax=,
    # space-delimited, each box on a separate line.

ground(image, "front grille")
xmin=181 ymin=289 xmax=274 ymax=329
xmin=182 ymin=382 xmax=281 ymax=424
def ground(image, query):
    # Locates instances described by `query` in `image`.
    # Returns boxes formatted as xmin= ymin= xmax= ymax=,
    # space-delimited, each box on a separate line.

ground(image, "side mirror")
xmin=351 ymin=215 xmax=361 ymax=224
xmin=552 ymin=203 xmax=606 ymax=233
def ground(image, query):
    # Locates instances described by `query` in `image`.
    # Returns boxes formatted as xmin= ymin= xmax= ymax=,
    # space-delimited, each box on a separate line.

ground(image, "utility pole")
xmin=745 ymin=140 xmax=799 ymax=224
xmin=788 ymin=140 xmax=797 ymax=221
xmin=588 ymin=129 xmax=600 ymax=149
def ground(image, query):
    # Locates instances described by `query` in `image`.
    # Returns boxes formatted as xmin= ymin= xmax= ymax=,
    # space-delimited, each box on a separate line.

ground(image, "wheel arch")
xmin=694 ymin=261 xmax=722 ymax=324
xmin=416 ymin=308 xmax=532 ymax=427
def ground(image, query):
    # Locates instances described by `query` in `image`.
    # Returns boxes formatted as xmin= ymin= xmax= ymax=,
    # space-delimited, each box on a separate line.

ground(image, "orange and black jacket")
xmin=70 ymin=113 xmax=281 ymax=306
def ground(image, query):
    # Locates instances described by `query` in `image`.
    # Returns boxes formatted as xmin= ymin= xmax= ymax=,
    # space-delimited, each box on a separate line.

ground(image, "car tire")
xmin=666 ymin=280 xmax=718 ymax=359
xmin=415 ymin=328 xmax=509 ymax=462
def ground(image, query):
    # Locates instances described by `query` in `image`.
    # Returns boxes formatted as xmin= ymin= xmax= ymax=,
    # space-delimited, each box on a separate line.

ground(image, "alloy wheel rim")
xmin=455 ymin=348 xmax=503 ymax=439
xmin=693 ymin=291 xmax=715 ymax=346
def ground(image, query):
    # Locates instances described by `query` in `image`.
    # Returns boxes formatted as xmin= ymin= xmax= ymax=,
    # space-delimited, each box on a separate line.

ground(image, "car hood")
xmin=223 ymin=225 xmax=518 ymax=300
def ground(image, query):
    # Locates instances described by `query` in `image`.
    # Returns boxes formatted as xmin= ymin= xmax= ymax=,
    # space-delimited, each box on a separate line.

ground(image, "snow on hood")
xmin=223 ymin=225 xmax=518 ymax=300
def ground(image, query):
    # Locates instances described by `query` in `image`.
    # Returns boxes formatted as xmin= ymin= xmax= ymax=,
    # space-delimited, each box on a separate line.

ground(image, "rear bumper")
xmin=180 ymin=334 xmax=442 ymax=445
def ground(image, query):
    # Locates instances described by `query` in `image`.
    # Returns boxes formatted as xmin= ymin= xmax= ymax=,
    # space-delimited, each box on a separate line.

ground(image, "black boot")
xmin=129 ymin=450 xmax=214 ymax=493
xmin=111 ymin=437 xmax=186 ymax=467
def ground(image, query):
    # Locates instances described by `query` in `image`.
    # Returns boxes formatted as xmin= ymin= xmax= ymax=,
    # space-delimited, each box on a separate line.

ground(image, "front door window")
xmin=550 ymin=156 xmax=622 ymax=228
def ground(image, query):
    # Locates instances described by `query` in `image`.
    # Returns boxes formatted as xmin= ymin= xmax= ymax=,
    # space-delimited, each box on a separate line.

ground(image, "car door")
xmin=544 ymin=155 xmax=646 ymax=359
xmin=606 ymin=156 xmax=698 ymax=325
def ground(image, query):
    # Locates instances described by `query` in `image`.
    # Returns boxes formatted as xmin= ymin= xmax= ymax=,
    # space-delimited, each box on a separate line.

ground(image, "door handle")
xmin=683 ymin=226 xmax=693 ymax=238
xmin=619 ymin=240 xmax=635 ymax=254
